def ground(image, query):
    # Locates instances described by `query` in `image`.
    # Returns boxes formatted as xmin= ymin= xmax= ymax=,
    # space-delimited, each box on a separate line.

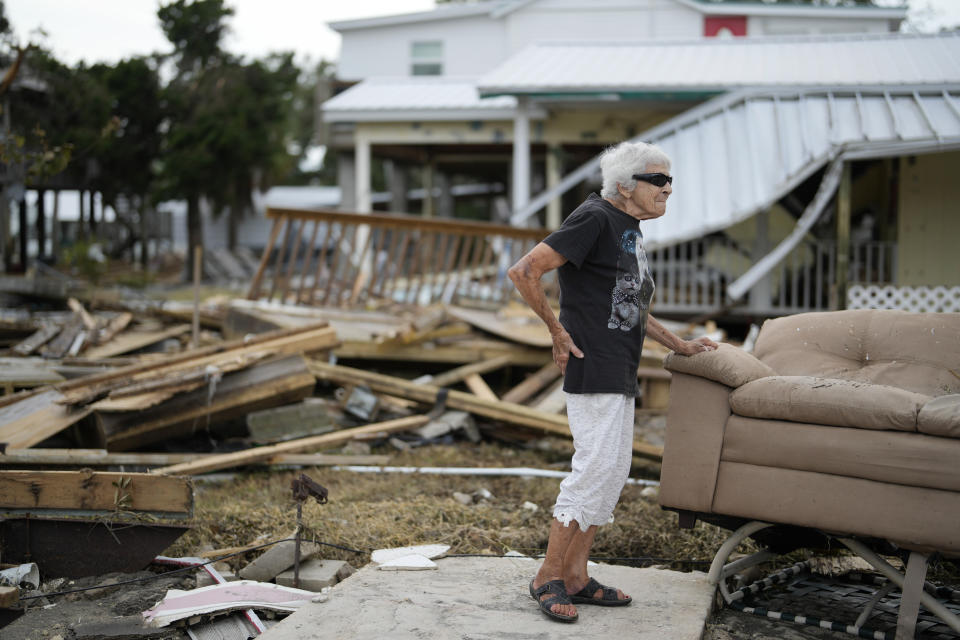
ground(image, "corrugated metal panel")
xmin=512 ymin=87 xmax=960 ymax=249
xmin=478 ymin=32 xmax=960 ymax=94
xmin=322 ymin=77 xmax=519 ymax=121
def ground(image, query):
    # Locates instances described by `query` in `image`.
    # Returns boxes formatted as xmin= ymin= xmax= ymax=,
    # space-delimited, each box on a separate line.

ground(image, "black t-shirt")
xmin=543 ymin=193 xmax=656 ymax=396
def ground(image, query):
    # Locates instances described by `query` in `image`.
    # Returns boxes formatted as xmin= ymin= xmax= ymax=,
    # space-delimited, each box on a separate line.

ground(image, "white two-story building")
xmin=318 ymin=1 xmax=960 ymax=317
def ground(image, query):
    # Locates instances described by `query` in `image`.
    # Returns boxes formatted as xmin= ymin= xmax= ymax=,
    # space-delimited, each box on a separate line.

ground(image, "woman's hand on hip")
xmin=551 ymin=328 xmax=584 ymax=375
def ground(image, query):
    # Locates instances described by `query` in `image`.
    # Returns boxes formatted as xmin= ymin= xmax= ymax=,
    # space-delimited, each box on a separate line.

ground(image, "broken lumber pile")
xmin=152 ymin=415 xmax=429 ymax=475
xmin=0 ymin=323 xmax=339 ymax=451
xmin=307 ymin=359 xmax=663 ymax=462
xmin=0 ymin=470 xmax=193 ymax=577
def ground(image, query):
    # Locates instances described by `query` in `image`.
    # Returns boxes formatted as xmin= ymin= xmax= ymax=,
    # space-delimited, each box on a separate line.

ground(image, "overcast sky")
xmin=4 ymin=0 xmax=959 ymax=68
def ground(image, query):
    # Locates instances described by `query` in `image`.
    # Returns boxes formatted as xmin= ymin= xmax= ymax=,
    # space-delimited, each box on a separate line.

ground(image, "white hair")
xmin=599 ymin=141 xmax=672 ymax=199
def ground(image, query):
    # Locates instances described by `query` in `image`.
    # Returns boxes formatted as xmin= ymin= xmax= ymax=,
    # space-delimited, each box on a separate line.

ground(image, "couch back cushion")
xmin=754 ymin=310 xmax=960 ymax=397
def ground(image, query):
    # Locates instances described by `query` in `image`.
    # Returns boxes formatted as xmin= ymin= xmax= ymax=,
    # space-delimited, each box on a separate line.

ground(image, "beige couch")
xmin=659 ymin=309 xmax=960 ymax=556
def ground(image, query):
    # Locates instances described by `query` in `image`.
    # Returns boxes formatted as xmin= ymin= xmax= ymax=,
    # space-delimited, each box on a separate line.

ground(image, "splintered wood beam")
xmin=464 ymin=373 xmax=498 ymax=401
xmin=0 ymin=470 xmax=192 ymax=514
xmin=153 ymin=415 xmax=430 ymax=476
xmin=427 ymin=354 xmax=513 ymax=388
xmin=307 ymin=359 xmax=662 ymax=461
xmin=501 ymin=362 xmax=560 ymax=404
xmin=0 ymin=449 xmax=390 ymax=468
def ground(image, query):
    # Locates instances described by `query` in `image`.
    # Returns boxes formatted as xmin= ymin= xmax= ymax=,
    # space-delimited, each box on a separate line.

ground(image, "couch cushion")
xmin=919 ymin=395 xmax=960 ymax=438
xmin=663 ymin=342 xmax=776 ymax=388
xmin=730 ymin=376 xmax=930 ymax=431
xmin=721 ymin=415 xmax=960 ymax=492
xmin=754 ymin=310 xmax=960 ymax=397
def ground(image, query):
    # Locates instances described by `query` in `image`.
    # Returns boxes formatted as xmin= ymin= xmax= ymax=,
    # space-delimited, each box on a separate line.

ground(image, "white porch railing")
xmin=649 ymin=237 xmax=897 ymax=316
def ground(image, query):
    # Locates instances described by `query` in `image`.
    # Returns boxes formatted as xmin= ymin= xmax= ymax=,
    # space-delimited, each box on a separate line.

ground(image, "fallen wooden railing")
xmin=247 ymin=208 xmax=553 ymax=307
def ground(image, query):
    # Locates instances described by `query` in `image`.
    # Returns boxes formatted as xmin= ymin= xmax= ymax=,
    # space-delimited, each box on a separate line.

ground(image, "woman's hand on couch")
xmin=675 ymin=336 xmax=719 ymax=356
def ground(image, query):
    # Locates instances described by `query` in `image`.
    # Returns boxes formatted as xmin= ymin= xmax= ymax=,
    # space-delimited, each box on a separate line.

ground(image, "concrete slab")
xmin=276 ymin=559 xmax=353 ymax=591
xmin=260 ymin=556 xmax=713 ymax=640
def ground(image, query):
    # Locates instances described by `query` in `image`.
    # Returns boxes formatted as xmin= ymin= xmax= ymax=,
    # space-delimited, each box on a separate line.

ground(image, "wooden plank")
xmin=445 ymin=305 xmax=552 ymax=348
xmin=531 ymin=379 xmax=566 ymax=414
xmin=58 ymin=325 xmax=338 ymax=407
xmin=67 ymin=298 xmax=98 ymax=331
xmin=41 ymin=317 xmax=84 ymax=359
xmin=153 ymin=415 xmax=430 ymax=476
xmin=82 ymin=324 xmax=191 ymax=359
xmin=0 ymin=389 xmax=92 ymax=450
xmin=501 ymin=362 xmax=560 ymax=405
xmin=11 ymin=324 xmax=60 ymax=356
xmin=0 ymin=358 xmax=65 ymax=389
xmin=101 ymin=355 xmax=317 ymax=451
xmin=266 ymin=207 xmax=549 ymax=240
xmin=334 ymin=340 xmax=549 ymax=366
xmin=427 ymin=354 xmax=513 ymax=388
xmin=94 ymin=312 xmax=133 ymax=345
xmin=0 ymin=470 xmax=192 ymax=514
xmin=248 ymin=216 xmax=283 ymax=300
xmin=0 ymin=449 xmax=389 ymax=468
xmin=308 ymin=359 xmax=662 ymax=461
xmin=464 ymin=373 xmax=498 ymax=401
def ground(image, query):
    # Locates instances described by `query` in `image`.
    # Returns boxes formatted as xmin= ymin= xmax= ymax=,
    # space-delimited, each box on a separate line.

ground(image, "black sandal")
xmin=529 ymin=579 xmax=578 ymax=622
xmin=569 ymin=577 xmax=632 ymax=606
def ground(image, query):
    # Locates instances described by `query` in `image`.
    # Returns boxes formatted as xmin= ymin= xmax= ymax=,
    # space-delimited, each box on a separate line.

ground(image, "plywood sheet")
xmin=445 ymin=306 xmax=551 ymax=348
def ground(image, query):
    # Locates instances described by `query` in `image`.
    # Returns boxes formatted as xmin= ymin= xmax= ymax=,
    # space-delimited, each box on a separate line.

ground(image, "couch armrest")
xmin=659 ymin=372 xmax=733 ymax=514
xmin=663 ymin=342 xmax=776 ymax=389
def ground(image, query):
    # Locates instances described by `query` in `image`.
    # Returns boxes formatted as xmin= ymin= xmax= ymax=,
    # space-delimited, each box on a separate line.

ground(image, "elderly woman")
xmin=508 ymin=140 xmax=717 ymax=623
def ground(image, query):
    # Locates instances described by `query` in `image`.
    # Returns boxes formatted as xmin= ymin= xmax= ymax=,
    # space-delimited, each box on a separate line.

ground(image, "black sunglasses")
xmin=632 ymin=173 xmax=673 ymax=187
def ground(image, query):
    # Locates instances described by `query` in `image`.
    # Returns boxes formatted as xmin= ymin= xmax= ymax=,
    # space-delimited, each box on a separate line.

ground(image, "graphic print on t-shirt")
xmin=607 ymin=230 xmax=655 ymax=331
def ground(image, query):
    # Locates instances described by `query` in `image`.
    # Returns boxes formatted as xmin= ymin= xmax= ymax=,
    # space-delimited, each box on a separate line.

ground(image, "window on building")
xmin=411 ymin=40 xmax=443 ymax=76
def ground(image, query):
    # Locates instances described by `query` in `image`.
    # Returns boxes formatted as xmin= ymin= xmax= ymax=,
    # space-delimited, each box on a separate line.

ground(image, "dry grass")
xmin=168 ymin=441 xmax=733 ymax=572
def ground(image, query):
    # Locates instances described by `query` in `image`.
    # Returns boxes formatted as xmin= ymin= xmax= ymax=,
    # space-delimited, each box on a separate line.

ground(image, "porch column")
xmin=748 ymin=209 xmax=771 ymax=313
xmin=0 ymin=189 xmax=9 ymax=271
xmin=354 ymin=133 xmax=373 ymax=284
xmin=18 ymin=197 xmax=27 ymax=269
xmin=436 ymin=170 xmax=454 ymax=218
xmin=337 ymin=151 xmax=356 ymax=211
xmin=51 ymin=191 xmax=60 ymax=263
xmin=512 ymin=97 xmax=531 ymax=217
xmin=386 ymin=160 xmax=408 ymax=213
xmin=355 ymin=133 xmax=372 ymax=214
xmin=546 ymin=144 xmax=562 ymax=230
xmin=36 ymin=189 xmax=46 ymax=260
xmin=422 ymin=156 xmax=435 ymax=218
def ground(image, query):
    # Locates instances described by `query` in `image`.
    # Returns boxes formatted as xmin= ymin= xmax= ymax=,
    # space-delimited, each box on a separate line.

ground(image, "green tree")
xmin=89 ymin=56 xmax=164 ymax=264
xmin=156 ymin=0 xmax=234 ymax=278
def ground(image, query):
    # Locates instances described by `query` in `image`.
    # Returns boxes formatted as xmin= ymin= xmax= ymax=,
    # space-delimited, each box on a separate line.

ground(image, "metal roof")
xmin=322 ymin=77 xmax=545 ymax=123
xmin=329 ymin=1 xmax=512 ymax=31
xmin=330 ymin=0 xmax=905 ymax=32
xmin=479 ymin=32 xmax=960 ymax=96
xmin=511 ymin=86 xmax=960 ymax=252
xmin=675 ymin=0 xmax=906 ymax=19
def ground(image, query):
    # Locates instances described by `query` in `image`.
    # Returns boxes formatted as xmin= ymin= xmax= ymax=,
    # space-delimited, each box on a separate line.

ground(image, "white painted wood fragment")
xmin=377 ymin=554 xmax=437 ymax=571
xmin=371 ymin=544 xmax=449 ymax=564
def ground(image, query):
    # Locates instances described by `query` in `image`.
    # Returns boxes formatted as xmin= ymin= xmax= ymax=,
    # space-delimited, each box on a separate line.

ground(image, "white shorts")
xmin=553 ymin=392 xmax=634 ymax=532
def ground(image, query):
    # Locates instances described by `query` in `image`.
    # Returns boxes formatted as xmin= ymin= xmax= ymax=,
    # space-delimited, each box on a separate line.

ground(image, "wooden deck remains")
xmin=247 ymin=208 xmax=552 ymax=307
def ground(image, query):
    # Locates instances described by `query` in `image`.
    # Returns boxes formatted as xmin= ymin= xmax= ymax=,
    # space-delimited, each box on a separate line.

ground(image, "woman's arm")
xmin=647 ymin=314 xmax=718 ymax=355
xmin=508 ymin=243 xmax=583 ymax=375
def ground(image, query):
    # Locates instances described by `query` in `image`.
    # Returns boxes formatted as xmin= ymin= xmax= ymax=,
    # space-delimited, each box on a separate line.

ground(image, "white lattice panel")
xmin=848 ymin=285 xmax=960 ymax=313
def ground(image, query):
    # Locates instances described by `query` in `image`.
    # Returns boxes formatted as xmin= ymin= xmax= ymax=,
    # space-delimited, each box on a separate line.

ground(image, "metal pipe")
xmin=330 ymin=465 xmax=660 ymax=487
